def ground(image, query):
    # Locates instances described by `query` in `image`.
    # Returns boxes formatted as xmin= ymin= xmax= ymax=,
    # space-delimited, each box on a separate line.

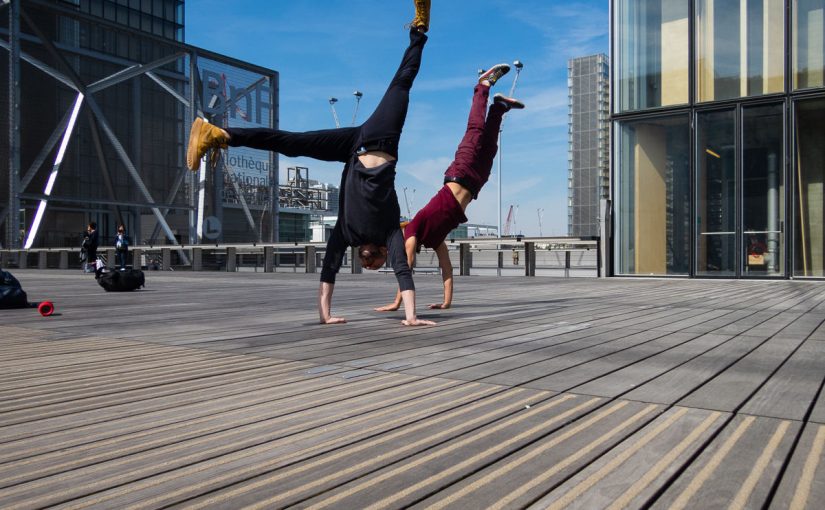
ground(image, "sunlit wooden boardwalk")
xmin=1 ymin=269 xmax=824 ymax=509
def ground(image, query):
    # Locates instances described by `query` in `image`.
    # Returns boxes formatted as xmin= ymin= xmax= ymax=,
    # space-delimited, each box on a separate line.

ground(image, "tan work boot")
xmin=410 ymin=0 xmax=431 ymax=32
xmin=186 ymin=117 xmax=229 ymax=171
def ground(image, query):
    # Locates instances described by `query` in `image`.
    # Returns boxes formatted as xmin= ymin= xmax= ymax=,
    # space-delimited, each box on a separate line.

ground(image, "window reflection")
xmin=794 ymin=0 xmax=825 ymax=89
xmin=697 ymin=0 xmax=784 ymax=101
xmin=795 ymin=98 xmax=825 ymax=276
xmin=615 ymin=0 xmax=689 ymax=112
xmin=696 ymin=110 xmax=737 ymax=276
xmin=616 ymin=116 xmax=691 ymax=275
xmin=743 ymin=105 xmax=785 ymax=276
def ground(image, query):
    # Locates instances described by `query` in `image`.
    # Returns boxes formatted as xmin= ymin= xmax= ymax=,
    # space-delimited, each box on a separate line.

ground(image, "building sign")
xmin=201 ymin=69 xmax=271 ymax=124
xmin=198 ymin=64 xmax=275 ymax=208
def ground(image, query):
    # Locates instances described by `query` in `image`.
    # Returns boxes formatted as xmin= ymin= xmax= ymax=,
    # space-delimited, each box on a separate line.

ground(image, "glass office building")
xmin=612 ymin=0 xmax=825 ymax=278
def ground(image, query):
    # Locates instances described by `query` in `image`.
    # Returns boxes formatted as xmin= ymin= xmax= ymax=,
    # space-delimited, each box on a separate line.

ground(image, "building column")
xmin=7 ymin=0 xmax=21 ymax=249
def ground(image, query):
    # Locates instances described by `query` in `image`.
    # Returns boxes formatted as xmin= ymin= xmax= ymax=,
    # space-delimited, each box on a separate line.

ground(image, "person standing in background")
xmin=115 ymin=224 xmax=129 ymax=270
xmin=83 ymin=222 xmax=99 ymax=273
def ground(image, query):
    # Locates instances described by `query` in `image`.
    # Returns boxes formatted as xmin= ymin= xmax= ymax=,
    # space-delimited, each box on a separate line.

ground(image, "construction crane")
xmin=503 ymin=205 xmax=514 ymax=237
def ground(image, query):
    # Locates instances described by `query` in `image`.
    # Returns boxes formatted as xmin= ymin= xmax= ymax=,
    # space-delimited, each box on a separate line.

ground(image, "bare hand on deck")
xmin=401 ymin=318 xmax=436 ymax=327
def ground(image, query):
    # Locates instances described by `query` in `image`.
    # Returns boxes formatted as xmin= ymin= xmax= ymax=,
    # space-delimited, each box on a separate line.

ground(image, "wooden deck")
xmin=1 ymin=269 xmax=824 ymax=509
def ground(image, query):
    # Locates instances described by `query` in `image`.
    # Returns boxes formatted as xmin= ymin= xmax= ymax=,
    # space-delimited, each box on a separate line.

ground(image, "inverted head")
xmin=359 ymin=244 xmax=388 ymax=270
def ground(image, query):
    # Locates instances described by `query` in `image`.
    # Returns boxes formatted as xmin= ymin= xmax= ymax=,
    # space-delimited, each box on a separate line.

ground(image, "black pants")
xmin=225 ymin=29 xmax=427 ymax=161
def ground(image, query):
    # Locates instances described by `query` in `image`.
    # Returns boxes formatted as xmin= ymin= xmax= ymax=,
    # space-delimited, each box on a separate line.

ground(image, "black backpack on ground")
xmin=95 ymin=268 xmax=145 ymax=292
xmin=0 ymin=269 xmax=29 ymax=309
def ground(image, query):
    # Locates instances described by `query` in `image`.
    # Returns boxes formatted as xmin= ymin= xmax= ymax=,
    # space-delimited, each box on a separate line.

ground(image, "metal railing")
xmin=0 ymin=237 xmax=600 ymax=277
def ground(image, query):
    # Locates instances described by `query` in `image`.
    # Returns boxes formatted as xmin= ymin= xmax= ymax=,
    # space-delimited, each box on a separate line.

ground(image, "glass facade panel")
xmin=696 ymin=109 xmax=736 ymax=276
xmin=794 ymin=98 xmax=825 ymax=276
xmin=615 ymin=0 xmax=689 ymax=111
xmin=616 ymin=116 xmax=691 ymax=275
xmin=794 ymin=0 xmax=825 ymax=89
xmin=696 ymin=0 xmax=785 ymax=102
xmin=742 ymin=104 xmax=785 ymax=276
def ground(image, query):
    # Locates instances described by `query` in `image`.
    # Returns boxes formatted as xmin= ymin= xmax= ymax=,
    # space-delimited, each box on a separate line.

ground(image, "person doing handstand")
xmin=376 ymin=63 xmax=524 ymax=312
xmin=187 ymin=1 xmax=435 ymax=326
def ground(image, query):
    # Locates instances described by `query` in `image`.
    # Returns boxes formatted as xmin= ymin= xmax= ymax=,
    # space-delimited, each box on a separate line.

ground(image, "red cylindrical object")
xmin=38 ymin=301 xmax=54 ymax=317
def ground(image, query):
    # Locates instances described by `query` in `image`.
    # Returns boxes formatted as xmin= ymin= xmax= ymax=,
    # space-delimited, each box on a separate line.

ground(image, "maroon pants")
xmin=443 ymin=84 xmax=507 ymax=199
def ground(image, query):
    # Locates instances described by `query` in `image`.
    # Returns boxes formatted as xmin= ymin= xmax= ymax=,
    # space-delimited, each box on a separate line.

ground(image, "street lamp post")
xmin=328 ymin=97 xmax=340 ymax=128
xmin=351 ymin=90 xmax=363 ymax=126
xmin=498 ymin=59 xmax=523 ymax=237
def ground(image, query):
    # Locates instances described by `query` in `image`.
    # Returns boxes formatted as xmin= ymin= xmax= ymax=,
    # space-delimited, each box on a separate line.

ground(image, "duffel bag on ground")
xmin=95 ymin=268 xmax=145 ymax=292
xmin=0 ymin=269 xmax=29 ymax=309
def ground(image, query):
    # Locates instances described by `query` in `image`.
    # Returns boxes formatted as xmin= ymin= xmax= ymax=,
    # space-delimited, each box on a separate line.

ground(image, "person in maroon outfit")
xmin=376 ymin=64 xmax=525 ymax=312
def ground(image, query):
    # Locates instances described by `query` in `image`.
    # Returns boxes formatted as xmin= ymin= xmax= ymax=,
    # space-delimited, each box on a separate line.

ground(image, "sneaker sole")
xmin=479 ymin=64 xmax=510 ymax=86
xmin=186 ymin=117 xmax=204 ymax=171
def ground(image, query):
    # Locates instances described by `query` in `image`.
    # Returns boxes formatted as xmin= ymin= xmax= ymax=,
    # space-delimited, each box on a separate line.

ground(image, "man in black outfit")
xmin=186 ymin=1 xmax=434 ymax=327
xmin=83 ymin=222 xmax=99 ymax=273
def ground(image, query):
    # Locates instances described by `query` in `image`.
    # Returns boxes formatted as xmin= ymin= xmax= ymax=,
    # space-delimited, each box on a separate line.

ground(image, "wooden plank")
xmin=297 ymin=394 xmax=609 ymax=510
xmin=652 ymin=416 xmax=800 ymax=510
xmin=739 ymin=339 xmax=825 ymax=420
xmin=624 ymin=334 xmax=765 ymax=405
xmin=0 ymin=375 xmax=454 ymax=488
xmin=571 ymin=333 xmax=734 ymax=399
xmin=769 ymin=423 xmax=825 ymax=510
xmin=519 ymin=407 xmax=727 ymax=510
xmin=12 ymin=387 xmax=544 ymax=509
xmin=524 ymin=332 xmax=702 ymax=393
xmin=1 ymin=271 xmax=824 ymax=509
xmin=678 ymin=336 xmax=807 ymax=413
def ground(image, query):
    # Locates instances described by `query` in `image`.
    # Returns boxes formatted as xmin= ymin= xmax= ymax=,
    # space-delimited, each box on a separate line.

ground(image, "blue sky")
xmin=185 ymin=0 xmax=609 ymax=236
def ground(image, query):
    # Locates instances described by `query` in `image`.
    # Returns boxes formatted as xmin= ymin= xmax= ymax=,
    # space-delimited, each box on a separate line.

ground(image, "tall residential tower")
xmin=568 ymin=54 xmax=610 ymax=238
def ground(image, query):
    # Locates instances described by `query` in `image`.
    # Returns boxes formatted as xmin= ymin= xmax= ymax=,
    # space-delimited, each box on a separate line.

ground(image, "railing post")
xmin=497 ymin=251 xmax=503 ymax=276
xmin=305 ymin=245 xmax=316 ymax=273
xmin=565 ymin=250 xmax=571 ymax=278
xmin=38 ymin=251 xmax=47 ymax=269
xmin=18 ymin=250 xmax=27 ymax=269
xmin=192 ymin=247 xmax=202 ymax=271
xmin=59 ymin=250 xmax=69 ymax=269
xmin=264 ymin=246 xmax=274 ymax=273
xmin=459 ymin=243 xmax=472 ymax=276
xmin=351 ymin=247 xmax=362 ymax=274
xmin=162 ymin=248 xmax=171 ymax=271
xmin=525 ymin=242 xmax=535 ymax=277
xmin=226 ymin=247 xmax=236 ymax=272
xmin=131 ymin=248 xmax=142 ymax=270
xmin=106 ymin=248 xmax=115 ymax=268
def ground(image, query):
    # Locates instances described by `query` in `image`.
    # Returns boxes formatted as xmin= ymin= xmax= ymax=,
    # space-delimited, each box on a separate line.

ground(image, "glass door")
xmin=696 ymin=109 xmax=737 ymax=276
xmin=742 ymin=104 xmax=785 ymax=277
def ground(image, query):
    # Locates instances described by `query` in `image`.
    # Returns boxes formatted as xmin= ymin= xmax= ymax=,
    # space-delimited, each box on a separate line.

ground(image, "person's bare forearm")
xmin=442 ymin=274 xmax=453 ymax=308
xmin=401 ymin=289 xmax=417 ymax=322
xmin=318 ymin=282 xmax=346 ymax=324
xmin=400 ymin=290 xmax=435 ymax=326
xmin=375 ymin=288 xmax=403 ymax=311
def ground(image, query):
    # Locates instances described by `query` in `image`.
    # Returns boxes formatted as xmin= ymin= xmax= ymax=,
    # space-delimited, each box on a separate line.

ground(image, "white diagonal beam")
xmin=24 ymin=92 xmax=84 ymax=249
